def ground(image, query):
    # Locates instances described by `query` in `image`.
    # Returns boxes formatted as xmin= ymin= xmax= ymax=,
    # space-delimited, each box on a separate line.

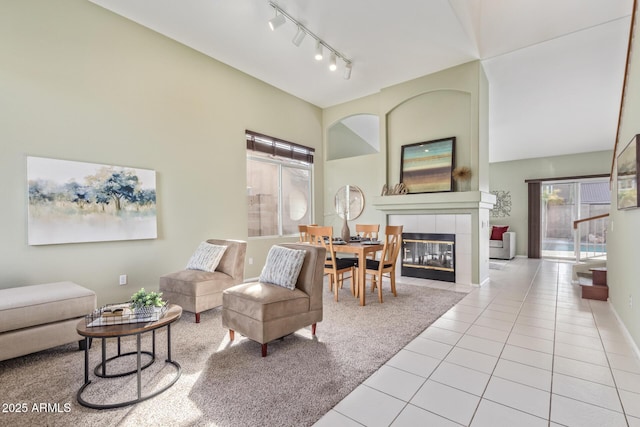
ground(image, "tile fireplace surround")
xmin=373 ymin=192 xmax=496 ymax=287
xmin=391 ymin=214 xmax=471 ymax=285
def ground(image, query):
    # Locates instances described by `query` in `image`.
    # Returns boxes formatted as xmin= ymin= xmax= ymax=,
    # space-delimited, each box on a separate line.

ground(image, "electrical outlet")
xmin=248 ymin=257 xmax=254 ymax=265
xmin=119 ymin=274 xmax=127 ymax=286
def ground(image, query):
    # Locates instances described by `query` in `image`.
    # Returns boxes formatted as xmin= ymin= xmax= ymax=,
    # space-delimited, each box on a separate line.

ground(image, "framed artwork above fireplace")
xmin=400 ymin=137 xmax=455 ymax=194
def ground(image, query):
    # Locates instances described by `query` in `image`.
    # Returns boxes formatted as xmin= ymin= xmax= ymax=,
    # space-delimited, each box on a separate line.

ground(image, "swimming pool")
xmin=542 ymin=240 xmax=607 ymax=253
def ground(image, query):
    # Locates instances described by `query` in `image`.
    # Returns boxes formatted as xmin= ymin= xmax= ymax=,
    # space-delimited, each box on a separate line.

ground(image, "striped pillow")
xmin=186 ymin=242 xmax=227 ymax=272
xmin=259 ymin=246 xmax=306 ymax=290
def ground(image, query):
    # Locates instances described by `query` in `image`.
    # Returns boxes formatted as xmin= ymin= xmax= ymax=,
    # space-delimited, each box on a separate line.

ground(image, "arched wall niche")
xmin=327 ymin=113 xmax=380 ymax=161
xmin=386 ymin=89 xmax=475 ymax=190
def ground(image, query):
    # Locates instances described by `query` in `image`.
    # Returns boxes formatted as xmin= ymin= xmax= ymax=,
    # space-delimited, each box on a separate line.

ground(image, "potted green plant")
xmin=130 ymin=288 xmax=166 ymax=317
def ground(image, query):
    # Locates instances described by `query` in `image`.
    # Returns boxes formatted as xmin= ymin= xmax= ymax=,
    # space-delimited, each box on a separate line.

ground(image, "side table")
xmin=76 ymin=304 xmax=182 ymax=409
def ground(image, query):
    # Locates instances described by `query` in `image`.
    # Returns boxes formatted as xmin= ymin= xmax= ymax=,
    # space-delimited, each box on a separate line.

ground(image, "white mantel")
xmin=373 ymin=191 xmax=496 ymax=286
xmin=372 ymin=191 xmax=496 ymax=213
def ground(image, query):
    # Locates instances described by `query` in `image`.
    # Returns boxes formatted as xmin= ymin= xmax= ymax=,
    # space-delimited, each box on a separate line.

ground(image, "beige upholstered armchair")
xmin=222 ymin=242 xmax=326 ymax=357
xmin=160 ymin=239 xmax=246 ymax=323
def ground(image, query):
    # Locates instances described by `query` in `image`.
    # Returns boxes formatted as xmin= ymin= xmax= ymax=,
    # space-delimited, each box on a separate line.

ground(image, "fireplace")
xmin=374 ymin=193 xmax=496 ymax=286
xmin=402 ymin=233 xmax=456 ymax=283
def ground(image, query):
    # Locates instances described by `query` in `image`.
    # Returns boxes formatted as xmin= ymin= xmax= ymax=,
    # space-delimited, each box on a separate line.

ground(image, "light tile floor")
xmin=314 ymin=257 xmax=640 ymax=426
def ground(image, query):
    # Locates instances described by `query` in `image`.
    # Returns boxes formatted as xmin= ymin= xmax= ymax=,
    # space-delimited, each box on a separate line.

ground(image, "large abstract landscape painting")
xmin=27 ymin=156 xmax=157 ymax=245
xmin=400 ymin=137 xmax=455 ymax=193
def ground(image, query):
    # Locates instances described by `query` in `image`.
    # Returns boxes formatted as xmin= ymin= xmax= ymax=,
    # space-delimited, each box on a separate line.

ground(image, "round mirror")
xmin=335 ymin=185 xmax=365 ymax=220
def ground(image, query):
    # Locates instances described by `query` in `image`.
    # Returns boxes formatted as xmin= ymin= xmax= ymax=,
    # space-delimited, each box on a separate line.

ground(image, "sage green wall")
xmin=0 ymin=0 xmax=322 ymax=303
xmin=387 ymin=90 xmax=472 ymax=188
xmin=323 ymin=62 xmax=488 ymax=228
xmin=323 ymin=94 xmax=385 ymax=232
xmin=382 ymin=62 xmax=490 ymax=285
xmin=609 ymin=1 xmax=640 ymax=349
xmin=382 ymin=61 xmax=489 ymax=193
xmin=323 ymin=61 xmax=491 ymax=285
xmin=327 ymin=122 xmax=377 ymax=160
xmin=489 ymin=150 xmax=613 ymax=257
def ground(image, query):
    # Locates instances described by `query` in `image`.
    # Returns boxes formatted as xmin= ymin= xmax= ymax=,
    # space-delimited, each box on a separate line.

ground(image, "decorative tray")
xmin=85 ymin=303 xmax=168 ymax=327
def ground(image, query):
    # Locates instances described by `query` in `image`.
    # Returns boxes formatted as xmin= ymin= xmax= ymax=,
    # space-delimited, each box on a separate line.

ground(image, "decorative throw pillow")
xmin=490 ymin=225 xmax=509 ymax=241
xmin=259 ymin=245 xmax=306 ymax=290
xmin=185 ymin=242 xmax=227 ymax=272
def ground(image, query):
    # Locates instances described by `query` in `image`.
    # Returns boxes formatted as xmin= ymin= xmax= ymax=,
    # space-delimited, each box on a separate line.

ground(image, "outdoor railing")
xmin=572 ymin=213 xmax=609 ymax=261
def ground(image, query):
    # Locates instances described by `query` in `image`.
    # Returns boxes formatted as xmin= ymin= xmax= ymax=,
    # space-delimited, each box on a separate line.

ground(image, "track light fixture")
xmin=292 ymin=26 xmax=306 ymax=46
xmin=329 ymin=53 xmax=337 ymax=71
xmin=268 ymin=12 xmax=286 ymax=31
xmin=343 ymin=61 xmax=352 ymax=80
xmin=267 ymin=1 xmax=352 ymax=79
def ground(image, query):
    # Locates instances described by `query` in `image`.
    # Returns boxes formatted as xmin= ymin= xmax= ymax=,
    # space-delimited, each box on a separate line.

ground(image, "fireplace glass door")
xmin=402 ymin=233 xmax=455 ymax=282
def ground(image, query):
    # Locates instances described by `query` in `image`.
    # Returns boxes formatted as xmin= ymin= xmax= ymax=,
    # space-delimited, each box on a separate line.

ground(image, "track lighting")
xmin=329 ymin=53 xmax=337 ymax=71
xmin=315 ymin=41 xmax=323 ymax=61
xmin=268 ymin=12 xmax=286 ymax=31
xmin=267 ymin=1 xmax=353 ymax=79
xmin=292 ymin=26 xmax=306 ymax=46
xmin=343 ymin=61 xmax=352 ymax=80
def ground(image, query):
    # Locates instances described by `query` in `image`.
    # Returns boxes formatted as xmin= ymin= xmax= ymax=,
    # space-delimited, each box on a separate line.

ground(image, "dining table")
xmin=333 ymin=240 xmax=384 ymax=306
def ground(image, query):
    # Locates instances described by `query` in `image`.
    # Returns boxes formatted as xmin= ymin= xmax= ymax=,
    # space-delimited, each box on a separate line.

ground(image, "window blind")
xmin=246 ymin=130 xmax=314 ymax=164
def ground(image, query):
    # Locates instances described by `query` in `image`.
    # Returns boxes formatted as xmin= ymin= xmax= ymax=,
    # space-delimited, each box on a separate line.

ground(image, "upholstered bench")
xmin=0 ymin=281 xmax=97 ymax=362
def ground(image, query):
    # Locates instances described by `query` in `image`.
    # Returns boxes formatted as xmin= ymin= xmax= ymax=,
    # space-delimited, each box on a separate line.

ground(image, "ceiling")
xmin=88 ymin=0 xmax=633 ymax=163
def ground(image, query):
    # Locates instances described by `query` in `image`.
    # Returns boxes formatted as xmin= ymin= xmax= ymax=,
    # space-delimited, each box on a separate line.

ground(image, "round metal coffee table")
xmin=76 ymin=304 xmax=182 ymax=409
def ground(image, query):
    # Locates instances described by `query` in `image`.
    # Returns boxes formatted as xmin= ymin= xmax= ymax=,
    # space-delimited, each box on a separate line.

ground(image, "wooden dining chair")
xmin=298 ymin=224 xmax=317 ymax=243
xmin=355 ymin=224 xmax=380 ymax=241
xmin=356 ymin=225 xmax=403 ymax=303
xmin=307 ymin=225 xmax=356 ymax=301
xmin=356 ymin=224 xmax=380 ymax=260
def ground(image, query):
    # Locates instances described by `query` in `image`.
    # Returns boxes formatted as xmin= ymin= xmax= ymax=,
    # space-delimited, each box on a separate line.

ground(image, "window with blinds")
xmin=246 ymin=130 xmax=314 ymax=237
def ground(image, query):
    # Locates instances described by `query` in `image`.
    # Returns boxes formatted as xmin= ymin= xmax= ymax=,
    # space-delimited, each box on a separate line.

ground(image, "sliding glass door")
xmin=540 ymin=178 xmax=610 ymax=259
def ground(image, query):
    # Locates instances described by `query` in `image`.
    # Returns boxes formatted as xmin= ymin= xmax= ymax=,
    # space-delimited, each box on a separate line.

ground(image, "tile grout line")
xmin=590 ymin=297 xmax=632 ymax=425
xmin=320 ymin=259 xmax=640 ymax=427
xmin=382 ymin=287 xmax=495 ymax=426
xmin=547 ymin=259 xmax=560 ymax=425
xmin=390 ymin=267 xmax=515 ymax=426
xmin=549 ymin=262 xmax=632 ymax=423
xmin=466 ymin=259 xmax=544 ymax=425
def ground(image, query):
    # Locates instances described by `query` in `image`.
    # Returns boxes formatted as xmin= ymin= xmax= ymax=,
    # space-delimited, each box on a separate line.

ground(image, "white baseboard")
xmin=609 ymin=302 xmax=640 ymax=360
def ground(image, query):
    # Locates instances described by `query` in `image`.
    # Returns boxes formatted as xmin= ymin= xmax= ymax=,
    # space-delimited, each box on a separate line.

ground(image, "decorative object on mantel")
xmin=490 ymin=190 xmax=512 ymax=218
xmin=335 ymin=185 xmax=364 ymax=241
xmin=452 ymin=166 xmax=472 ymax=192
xmin=400 ymin=137 xmax=455 ymax=194
xmin=381 ymin=183 xmax=408 ymax=196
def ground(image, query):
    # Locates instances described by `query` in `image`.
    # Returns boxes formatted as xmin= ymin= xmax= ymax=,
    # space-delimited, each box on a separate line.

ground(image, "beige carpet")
xmin=0 ymin=283 xmax=464 ymax=427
